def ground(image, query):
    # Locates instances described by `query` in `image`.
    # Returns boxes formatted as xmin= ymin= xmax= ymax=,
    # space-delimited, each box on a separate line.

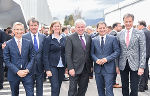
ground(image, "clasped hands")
xmin=96 ymin=58 xmax=107 ymax=65
xmin=17 ymin=69 xmax=29 ymax=77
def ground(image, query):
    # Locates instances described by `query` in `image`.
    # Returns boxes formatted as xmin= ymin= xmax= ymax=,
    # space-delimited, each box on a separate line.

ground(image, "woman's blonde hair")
xmin=49 ymin=20 xmax=62 ymax=35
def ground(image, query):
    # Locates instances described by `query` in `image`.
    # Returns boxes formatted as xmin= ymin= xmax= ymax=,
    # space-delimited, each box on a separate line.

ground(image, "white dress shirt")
xmin=78 ymin=34 xmax=86 ymax=45
xmin=99 ymin=35 xmax=106 ymax=46
xmin=52 ymin=34 xmax=64 ymax=67
xmin=125 ymin=27 xmax=133 ymax=43
xmin=30 ymin=32 xmax=39 ymax=49
xmin=14 ymin=37 xmax=22 ymax=47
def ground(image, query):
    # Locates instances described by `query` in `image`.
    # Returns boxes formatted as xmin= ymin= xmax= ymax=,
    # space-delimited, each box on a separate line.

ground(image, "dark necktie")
xmin=34 ymin=35 xmax=38 ymax=51
xmin=101 ymin=37 xmax=104 ymax=50
xmin=80 ymin=36 xmax=86 ymax=50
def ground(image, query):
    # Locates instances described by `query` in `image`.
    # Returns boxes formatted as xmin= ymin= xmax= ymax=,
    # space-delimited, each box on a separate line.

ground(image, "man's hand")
xmin=116 ymin=67 xmax=120 ymax=74
xmin=17 ymin=70 xmax=28 ymax=77
xmin=46 ymin=71 xmax=52 ymax=77
xmin=96 ymin=59 xmax=103 ymax=65
xmin=101 ymin=58 xmax=107 ymax=64
xmin=69 ymin=69 xmax=75 ymax=77
xmin=2 ymin=42 xmax=6 ymax=49
xmin=138 ymin=68 xmax=144 ymax=76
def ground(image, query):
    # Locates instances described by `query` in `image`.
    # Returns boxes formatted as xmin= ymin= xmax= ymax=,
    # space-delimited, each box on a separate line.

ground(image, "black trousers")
xmin=68 ymin=66 xmax=89 ymax=96
xmin=139 ymin=58 xmax=149 ymax=90
xmin=120 ymin=60 xmax=139 ymax=96
xmin=0 ymin=57 xmax=4 ymax=88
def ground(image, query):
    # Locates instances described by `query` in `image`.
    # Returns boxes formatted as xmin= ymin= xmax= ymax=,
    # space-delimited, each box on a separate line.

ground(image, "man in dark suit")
xmin=23 ymin=18 xmax=45 ymax=96
xmin=109 ymin=22 xmax=122 ymax=88
xmin=91 ymin=22 xmax=120 ymax=96
xmin=65 ymin=19 xmax=92 ymax=96
xmin=137 ymin=20 xmax=150 ymax=92
xmin=0 ymin=30 xmax=5 ymax=89
xmin=3 ymin=22 xmax=34 ymax=96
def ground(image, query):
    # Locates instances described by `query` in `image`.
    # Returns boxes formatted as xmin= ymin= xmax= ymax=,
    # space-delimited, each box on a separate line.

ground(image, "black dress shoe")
xmin=138 ymin=89 xmax=145 ymax=92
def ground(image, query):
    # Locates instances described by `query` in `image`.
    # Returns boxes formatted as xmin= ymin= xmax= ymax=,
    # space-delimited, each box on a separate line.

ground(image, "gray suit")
xmin=117 ymin=28 xmax=146 ymax=96
xmin=117 ymin=28 xmax=146 ymax=71
xmin=65 ymin=32 xmax=92 ymax=96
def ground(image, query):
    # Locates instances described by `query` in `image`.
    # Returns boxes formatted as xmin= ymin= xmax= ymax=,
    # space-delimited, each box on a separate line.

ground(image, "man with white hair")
xmin=65 ymin=19 xmax=92 ymax=96
xmin=3 ymin=22 xmax=34 ymax=96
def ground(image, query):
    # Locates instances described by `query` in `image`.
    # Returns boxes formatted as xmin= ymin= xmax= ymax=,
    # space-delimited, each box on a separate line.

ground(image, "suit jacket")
xmin=142 ymin=28 xmax=150 ymax=58
xmin=117 ymin=28 xmax=146 ymax=71
xmin=110 ymin=30 xmax=117 ymax=36
xmin=3 ymin=38 xmax=34 ymax=81
xmin=23 ymin=32 xmax=46 ymax=74
xmin=0 ymin=30 xmax=5 ymax=58
xmin=43 ymin=35 xmax=66 ymax=71
xmin=65 ymin=32 xmax=92 ymax=74
xmin=91 ymin=35 xmax=120 ymax=73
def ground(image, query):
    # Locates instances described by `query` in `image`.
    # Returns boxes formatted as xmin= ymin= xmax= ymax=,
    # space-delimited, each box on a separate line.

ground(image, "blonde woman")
xmin=43 ymin=20 xmax=66 ymax=96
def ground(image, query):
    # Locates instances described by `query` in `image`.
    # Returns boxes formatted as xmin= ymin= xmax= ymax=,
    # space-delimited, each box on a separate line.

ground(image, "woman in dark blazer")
xmin=43 ymin=20 xmax=66 ymax=96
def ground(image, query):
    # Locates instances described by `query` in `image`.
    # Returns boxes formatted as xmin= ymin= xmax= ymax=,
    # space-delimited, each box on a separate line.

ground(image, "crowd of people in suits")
xmin=0 ymin=13 xmax=149 ymax=96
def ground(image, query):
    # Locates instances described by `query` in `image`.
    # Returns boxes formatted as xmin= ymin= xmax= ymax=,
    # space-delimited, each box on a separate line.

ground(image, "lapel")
xmin=28 ymin=32 xmax=34 ymax=45
xmin=12 ymin=38 xmax=21 ymax=56
xmin=21 ymin=38 xmax=26 ymax=57
xmin=85 ymin=33 xmax=89 ymax=50
xmin=128 ymin=28 xmax=136 ymax=48
xmin=95 ymin=35 xmax=101 ymax=48
xmin=74 ymin=32 xmax=85 ymax=51
xmin=120 ymin=30 xmax=127 ymax=48
xmin=104 ymin=35 xmax=108 ymax=49
xmin=37 ymin=33 xmax=42 ymax=52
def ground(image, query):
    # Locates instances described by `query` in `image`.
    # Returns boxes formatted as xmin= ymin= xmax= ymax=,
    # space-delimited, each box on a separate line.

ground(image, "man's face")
xmin=13 ymin=25 xmax=24 ymax=39
xmin=29 ymin=21 xmax=39 ymax=34
xmin=75 ymin=23 xmax=85 ymax=35
xmin=124 ymin=17 xmax=133 ymax=30
xmin=97 ymin=24 xmax=107 ymax=36
xmin=116 ymin=24 xmax=122 ymax=32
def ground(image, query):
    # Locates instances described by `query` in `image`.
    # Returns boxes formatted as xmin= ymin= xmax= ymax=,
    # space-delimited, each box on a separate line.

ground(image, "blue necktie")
xmin=101 ymin=37 xmax=104 ymax=50
xmin=34 ymin=35 xmax=38 ymax=51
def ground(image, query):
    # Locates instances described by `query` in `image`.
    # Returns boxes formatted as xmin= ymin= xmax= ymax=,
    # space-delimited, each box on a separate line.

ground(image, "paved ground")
xmin=0 ymin=75 xmax=149 ymax=96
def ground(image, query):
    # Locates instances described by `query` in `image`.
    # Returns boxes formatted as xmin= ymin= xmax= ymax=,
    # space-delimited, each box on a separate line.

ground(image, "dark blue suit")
xmin=43 ymin=35 xmax=66 ymax=96
xmin=91 ymin=35 xmax=120 ymax=96
xmin=0 ymin=30 xmax=5 ymax=89
xmin=3 ymin=38 xmax=34 ymax=96
xmin=23 ymin=32 xmax=46 ymax=96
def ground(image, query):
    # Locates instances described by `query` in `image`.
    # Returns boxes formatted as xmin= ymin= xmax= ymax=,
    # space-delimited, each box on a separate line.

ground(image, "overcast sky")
xmin=47 ymin=0 xmax=124 ymax=20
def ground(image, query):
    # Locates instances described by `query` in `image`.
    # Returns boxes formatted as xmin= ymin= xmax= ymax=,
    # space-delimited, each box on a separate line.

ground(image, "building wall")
xmin=104 ymin=0 xmax=150 ymax=26
xmin=20 ymin=0 xmax=52 ymax=26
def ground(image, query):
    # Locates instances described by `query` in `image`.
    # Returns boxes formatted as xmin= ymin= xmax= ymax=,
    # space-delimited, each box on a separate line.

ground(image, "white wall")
xmin=104 ymin=0 xmax=150 ymax=26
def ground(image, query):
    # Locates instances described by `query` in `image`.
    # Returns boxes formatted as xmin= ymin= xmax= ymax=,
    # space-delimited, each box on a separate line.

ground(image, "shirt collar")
xmin=30 ymin=32 xmax=39 ymax=37
xmin=78 ymin=34 xmax=85 ymax=37
xmin=126 ymin=27 xmax=133 ymax=33
xmin=99 ymin=34 xmax=106 ymax=39
xmin=14 ymin=37 xmax=22 ymax=44
xmin=52 ymin=34 xmax=62 ymax=39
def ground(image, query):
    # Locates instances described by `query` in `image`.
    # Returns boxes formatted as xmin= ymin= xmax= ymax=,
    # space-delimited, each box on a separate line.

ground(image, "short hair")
xmin=85 ymin=26 xmax=93 ymax=32
xmin=138 ymin=20 xmax=147 ymax=27
xmin=107 ymin=26 xmax=113 ymax=30
xmin=27 ymin=17 xmax=39 ymax=26
xmin=49 ymin=20 xmax=62 ymax=35
xmin=96 ymin=21 xmax=107 ymax=28
xmin=74 ymin=19 xmax=86 ymax=27
xmin=12 ymin=22 xmax=24 ymax=29
xmin=62 ymin=26 xmax=68 ymax=32
xmin=123 ymin=13 xmax=134 ymax=21
xmin=112 ymin=22 xmax=121 ymax=29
